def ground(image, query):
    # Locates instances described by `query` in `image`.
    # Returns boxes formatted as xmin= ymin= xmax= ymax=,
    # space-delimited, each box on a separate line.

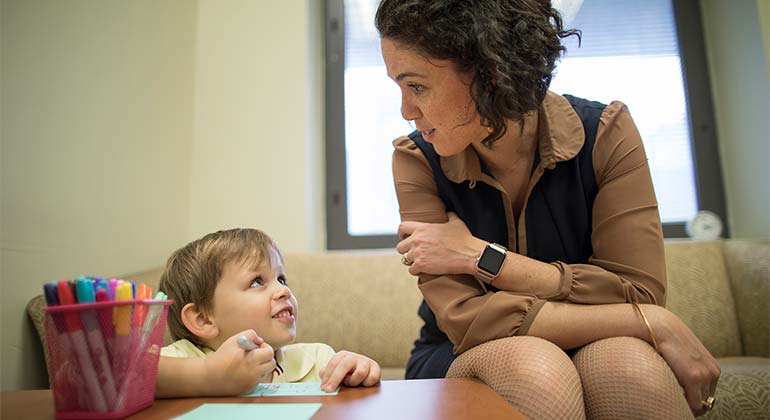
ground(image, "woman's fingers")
xmin=397 ymin=221 xmax=420 ymax=240
xmin=653 ymin=308 xmax=721 ymax=417
xmin=396 ymin=236 xmax=413 ymax=254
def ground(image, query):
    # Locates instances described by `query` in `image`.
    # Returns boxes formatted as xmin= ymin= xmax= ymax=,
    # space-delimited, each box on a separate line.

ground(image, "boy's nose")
xmin=273 ymin=283 xmax=291 ymax=300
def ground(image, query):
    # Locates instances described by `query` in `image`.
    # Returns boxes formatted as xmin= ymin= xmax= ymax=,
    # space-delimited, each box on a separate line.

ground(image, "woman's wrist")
xmin=463 ymin=237 xmax=488 ymax=275
xmin=639 ymin=304 xmax=673 ymax=348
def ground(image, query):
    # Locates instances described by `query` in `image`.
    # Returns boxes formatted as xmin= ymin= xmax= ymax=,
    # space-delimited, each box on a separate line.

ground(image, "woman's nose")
xmin=401 ymin=92 xmax=421 ymax=121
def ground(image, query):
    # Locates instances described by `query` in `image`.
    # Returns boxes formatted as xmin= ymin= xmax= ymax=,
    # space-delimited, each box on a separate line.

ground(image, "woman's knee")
xmin=574 ymin=336 xmax=672 ymax=391
xmin=448 ymin=336 xmax=577 ymax=381
xmin=574 ymin=337 xmax=692 ymax=419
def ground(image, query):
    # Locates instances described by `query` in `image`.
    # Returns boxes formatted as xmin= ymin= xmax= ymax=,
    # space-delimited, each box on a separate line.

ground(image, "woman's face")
xmin=381 ymin=38 xmax=488 ymax=156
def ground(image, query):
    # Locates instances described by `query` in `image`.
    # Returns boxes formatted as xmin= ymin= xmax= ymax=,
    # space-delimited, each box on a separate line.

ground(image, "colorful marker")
xmin=76 ymin=279 xmax=117 ymax=410
xmin=115 ymin=290 xmax=166 ymax=410
xmin=57 ymin=280 xmax=108 ymax=412
xmin=112 ymin=282 xmax=133 ymax=387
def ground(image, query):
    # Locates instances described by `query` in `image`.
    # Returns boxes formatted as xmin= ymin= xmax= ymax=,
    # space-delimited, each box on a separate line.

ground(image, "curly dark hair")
xmin=375 ymin=0 xmax=580 ymax=147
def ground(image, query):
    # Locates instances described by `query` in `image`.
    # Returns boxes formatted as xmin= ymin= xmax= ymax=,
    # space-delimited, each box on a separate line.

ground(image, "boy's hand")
xmin=319 ymin=350 xmax=381 ymax=392
xmin=204 ymin=329 xmax=276 ymax=395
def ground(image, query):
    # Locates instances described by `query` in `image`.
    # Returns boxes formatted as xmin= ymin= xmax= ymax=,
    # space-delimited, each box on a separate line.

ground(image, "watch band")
xmin=474 ymin=269 xmax=496 ymax=283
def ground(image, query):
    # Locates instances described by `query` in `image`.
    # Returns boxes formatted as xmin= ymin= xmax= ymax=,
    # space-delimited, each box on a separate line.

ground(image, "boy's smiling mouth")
xmin=272 ymin=305 xmax=295 ymax=322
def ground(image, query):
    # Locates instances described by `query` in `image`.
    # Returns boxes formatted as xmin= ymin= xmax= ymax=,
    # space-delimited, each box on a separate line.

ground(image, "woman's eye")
xmin=408 ymin=83 xmax=425 ymax=94
xmin=249 ymin=278 xmax=264 ymax=288
xmin=278 ymin=276 xmax=288 ymax=285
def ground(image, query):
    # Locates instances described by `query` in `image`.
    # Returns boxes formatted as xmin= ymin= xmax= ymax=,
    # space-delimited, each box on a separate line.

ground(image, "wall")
xmin=1 ymin=0 xmax=197 ymax=389
xmin=187 ymin=1 xmax=324 ymax=251
xmin=701 ymin=0 xmax=770 ymax=239
xmin=759 ymin=0 xmax=769 ymax=77
xmin=0 ymin=0 xmax=324 ymax=390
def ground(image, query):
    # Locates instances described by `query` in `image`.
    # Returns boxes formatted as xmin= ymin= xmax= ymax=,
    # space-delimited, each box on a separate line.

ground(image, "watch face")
xmin=478 ymin=246 xmax=506 ymax=275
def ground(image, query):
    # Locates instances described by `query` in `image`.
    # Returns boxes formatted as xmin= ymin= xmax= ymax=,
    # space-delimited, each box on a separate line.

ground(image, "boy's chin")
xmin=270 ymin=332 xmax=297 ymax=349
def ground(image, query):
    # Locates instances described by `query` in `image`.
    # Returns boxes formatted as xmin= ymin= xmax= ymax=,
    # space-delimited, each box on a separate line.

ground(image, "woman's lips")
xmin=422 ymin=128 xmax=436 ymax=140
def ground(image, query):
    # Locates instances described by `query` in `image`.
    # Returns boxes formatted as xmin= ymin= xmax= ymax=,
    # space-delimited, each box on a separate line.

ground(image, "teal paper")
xmin=246 ymin=382 xmax=339 ymax=396
xmin=174 ymin=403 xmax=322 ymax=420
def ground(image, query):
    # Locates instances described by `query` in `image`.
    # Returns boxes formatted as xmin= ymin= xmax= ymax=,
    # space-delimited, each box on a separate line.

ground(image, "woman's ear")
xmin=180 ymin=302 xmax=219 ymax=341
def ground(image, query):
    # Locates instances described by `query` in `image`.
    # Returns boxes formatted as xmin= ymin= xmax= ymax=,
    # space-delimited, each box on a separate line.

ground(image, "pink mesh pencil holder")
xmin=44 ymin=299 xmax=172 ymax=419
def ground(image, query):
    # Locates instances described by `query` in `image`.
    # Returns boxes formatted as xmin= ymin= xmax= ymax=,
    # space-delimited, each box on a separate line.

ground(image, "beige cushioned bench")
xmin=27 ymin=240 xmax=769 ymax=419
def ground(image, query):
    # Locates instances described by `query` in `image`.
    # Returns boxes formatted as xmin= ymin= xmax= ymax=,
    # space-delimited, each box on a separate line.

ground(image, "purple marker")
xmin=108 ymin=279 xmax=119 ymax=301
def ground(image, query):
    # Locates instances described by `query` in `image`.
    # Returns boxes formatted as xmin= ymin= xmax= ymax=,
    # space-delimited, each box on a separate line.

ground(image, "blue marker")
xmin=76 ymin=279 xmax=117 ymax=410
xmin=44 ymin=282 xmax=59 ymax=306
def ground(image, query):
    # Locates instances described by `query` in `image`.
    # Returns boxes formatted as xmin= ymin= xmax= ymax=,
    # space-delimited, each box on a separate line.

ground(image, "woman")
xmin=375 ymin=0 xmax=720 ymax=418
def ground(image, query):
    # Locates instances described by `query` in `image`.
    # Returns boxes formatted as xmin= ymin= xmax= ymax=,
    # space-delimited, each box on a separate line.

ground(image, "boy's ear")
xmin=180 ymin=303 xmax=219 ymax=340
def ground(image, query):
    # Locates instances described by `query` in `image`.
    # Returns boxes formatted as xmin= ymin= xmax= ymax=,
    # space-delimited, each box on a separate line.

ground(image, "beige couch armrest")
xmin=724 ymin=240 xmax=769 ymax=357
xmin=26 ymin=295 xmax=50 ymax=379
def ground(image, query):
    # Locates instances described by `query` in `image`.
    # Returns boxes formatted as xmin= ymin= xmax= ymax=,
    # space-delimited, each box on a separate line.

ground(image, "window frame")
xmin=324 ymin=0 xmax=727 ymax=249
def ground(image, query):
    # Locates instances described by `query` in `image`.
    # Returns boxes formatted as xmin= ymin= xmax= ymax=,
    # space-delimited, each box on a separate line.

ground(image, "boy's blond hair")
xmin=159 ymin=228 xmax=281 ymax=344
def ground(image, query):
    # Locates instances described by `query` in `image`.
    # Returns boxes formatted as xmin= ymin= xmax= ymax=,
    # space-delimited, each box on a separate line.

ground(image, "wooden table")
xmin=1 ymin=378 xmax=526 ymax=420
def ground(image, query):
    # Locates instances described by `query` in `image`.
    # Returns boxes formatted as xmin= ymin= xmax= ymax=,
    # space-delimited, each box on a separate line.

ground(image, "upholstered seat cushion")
xmin=704 ymin=357 xmax=770 ymax=420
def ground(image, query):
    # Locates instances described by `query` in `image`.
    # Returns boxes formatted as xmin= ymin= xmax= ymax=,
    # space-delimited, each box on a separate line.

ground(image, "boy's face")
xmin=208 ymin=247 xmax=298 ymax=350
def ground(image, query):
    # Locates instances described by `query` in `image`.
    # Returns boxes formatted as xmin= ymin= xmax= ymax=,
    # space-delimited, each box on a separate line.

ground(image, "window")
xmin=325 ymin=0 xmax=726 ymax=249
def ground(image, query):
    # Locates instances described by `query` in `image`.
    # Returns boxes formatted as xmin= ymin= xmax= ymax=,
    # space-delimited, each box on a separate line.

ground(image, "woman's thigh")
xmin=447 ymin=336 xmax=585 ymax=420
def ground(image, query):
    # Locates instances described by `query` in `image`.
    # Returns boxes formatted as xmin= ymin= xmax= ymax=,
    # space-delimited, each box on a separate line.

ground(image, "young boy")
xmin=155 ymin=228 xmax=381 ymax=397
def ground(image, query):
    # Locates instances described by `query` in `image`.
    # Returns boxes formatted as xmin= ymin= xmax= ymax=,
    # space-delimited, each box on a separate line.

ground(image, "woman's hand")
xmin=645 ymin=305 xmax=721 ymax=416
xmin=396 ymin=212 xmax=485 ymax=276
xmin=319 ymin=351 xmax=381 ymax=392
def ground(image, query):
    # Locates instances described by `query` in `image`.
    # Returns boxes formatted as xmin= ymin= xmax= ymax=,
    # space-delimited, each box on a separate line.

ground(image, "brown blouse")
xmin=392 ymin=92 xmax=667 ymax=354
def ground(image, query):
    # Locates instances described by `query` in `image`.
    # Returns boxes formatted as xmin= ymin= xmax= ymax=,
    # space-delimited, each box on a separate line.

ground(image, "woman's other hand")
xmin=645 ymin=305 xmax=721 ymax=416
xmin=396 ymin=212 xmax=486 ymax=276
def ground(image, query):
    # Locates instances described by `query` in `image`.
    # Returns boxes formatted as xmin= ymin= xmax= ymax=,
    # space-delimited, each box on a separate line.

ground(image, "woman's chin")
xmin=433 ymin=143 xmax=465 ymax=157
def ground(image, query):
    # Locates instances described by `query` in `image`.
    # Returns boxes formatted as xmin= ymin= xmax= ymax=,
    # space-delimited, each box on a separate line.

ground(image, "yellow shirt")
xmin=161 ymin=339 xmax=336 ymax=383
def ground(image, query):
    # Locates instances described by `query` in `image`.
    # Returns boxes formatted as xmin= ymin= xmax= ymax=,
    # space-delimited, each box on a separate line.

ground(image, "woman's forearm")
xmin=459 ymin=237 xmax=561 ymax=297
xmin=487 ymin=251 xmax=562 ymax=297
xmin=527 ymin=301 xmax=658 ymax=350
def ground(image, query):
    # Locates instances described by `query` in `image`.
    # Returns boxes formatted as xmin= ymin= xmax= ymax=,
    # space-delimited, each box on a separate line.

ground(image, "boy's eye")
xmin=408 ymin=83 xmax=425 ymax=94
xmin=278 ymin=276 xmax=288 ymax=285
xmin=249 ymin=278 xmax=264 ymax=288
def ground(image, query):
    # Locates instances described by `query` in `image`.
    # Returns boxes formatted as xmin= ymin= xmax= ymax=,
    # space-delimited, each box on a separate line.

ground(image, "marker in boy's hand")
xmin=203 ymin=330 xmax=277 ymax=395
xmin=319 ymin=350 xmax=381 ymax=393
xmin=237 ymin=334 xmax=283 ymax=376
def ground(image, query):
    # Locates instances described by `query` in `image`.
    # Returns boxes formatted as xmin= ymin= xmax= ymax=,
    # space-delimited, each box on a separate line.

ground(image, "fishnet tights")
xmin=447 ymin=336 xmax=585 ymax=420
xmin=446 ymin=336 xmax=693 ymax=420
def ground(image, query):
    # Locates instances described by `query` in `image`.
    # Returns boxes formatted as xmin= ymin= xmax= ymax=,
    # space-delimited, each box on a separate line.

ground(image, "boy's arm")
xmin=155 ymin=356 xmax=211 ymax=398
xmin=155 ymin=331 xmax=277 ymax=398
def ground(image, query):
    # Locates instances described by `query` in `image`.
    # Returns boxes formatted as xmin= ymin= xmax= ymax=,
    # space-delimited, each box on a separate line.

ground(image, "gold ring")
xmin=401 ymin=252 xmax=412 ymax=266
xmin=701 ymin=396 xmax=715 ymax=411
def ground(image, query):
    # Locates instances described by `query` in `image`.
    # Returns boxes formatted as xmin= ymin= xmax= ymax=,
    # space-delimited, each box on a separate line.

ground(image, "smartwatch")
xmin=474 ymin=243 xmax=507 ymax=283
